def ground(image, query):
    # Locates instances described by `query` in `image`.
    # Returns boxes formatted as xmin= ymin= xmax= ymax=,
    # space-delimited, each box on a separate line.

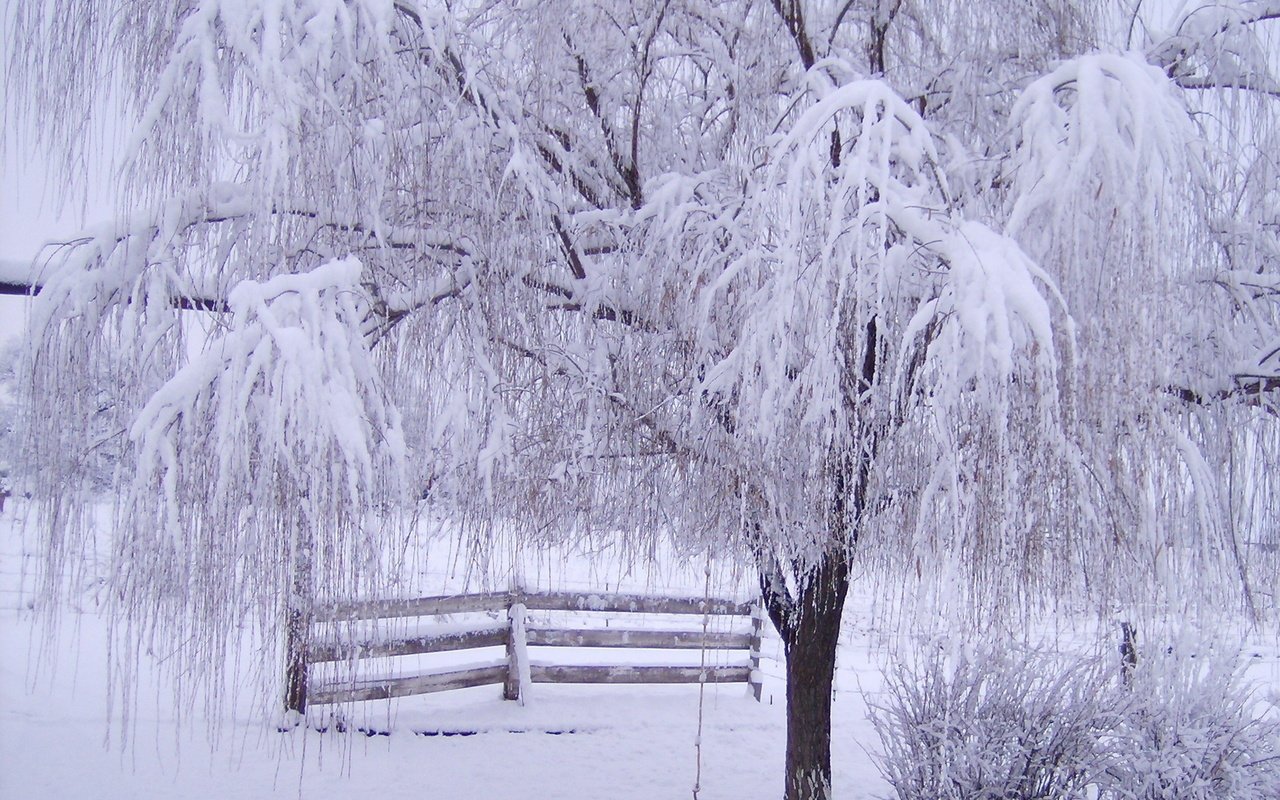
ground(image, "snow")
xmin=8 ymin=2 xmax=1280 ymax=797
xmin=4 ymin=513 xmax=1280 ymax=798
xmin=0 ymin=258 xmax=39 ymax=287
xmin=509 ymin=601 xmax=531 ymax=705
xmin=0 ymin=499 xmax=890 ymax=799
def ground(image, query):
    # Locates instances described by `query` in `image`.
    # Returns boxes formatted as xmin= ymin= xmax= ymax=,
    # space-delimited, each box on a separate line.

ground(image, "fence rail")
xmin=307 ymin=623 xmax=509 ymax=663
xmin=529 ymin=664 xmax=753 ymax=685
xmin=310 ymin=662 xmax=510 ymax=704
xmin=291 ymin=589 xmax=764 ymax=712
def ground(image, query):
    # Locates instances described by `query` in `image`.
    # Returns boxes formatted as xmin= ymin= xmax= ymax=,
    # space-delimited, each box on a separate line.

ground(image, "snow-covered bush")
xmin=1094 ymin=655 xmax=1280 ymax=800
xmin=869 ymin=644 xmax=1111 ymax=799
xmin=870 ymin=643 xmax=1280 ymax=800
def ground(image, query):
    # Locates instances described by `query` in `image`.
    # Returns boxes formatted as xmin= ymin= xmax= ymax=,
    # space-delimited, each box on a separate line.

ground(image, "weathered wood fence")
xmin=287 ymin=590 xmax=764 ymax=712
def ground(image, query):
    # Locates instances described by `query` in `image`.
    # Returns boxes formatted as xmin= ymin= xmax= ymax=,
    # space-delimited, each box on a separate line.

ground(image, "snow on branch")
xmin=25 ymin=183 xmax=259 ymax=338
xmin=669 ymin=79 xmax=1063 ymax=563
xmin=1006 ymin=46 xmax=1280 ymax=406
xmin=1007 ymin=52 xmax=1196 ymax=241
xmin=129 ymin=0 xmax=400 ymax=184
xmin=108 ymin=257 xmax=406 ymax=716
xmin=1003 ymin=51 xmax=1215 ymax=403
xmin=1148 ymin=0 xmax=1280 ymax=96
xmin=130 ymin=256 xmax=404 ymax=528
xmin=903 ymin=219 xmax=1060 ymax=393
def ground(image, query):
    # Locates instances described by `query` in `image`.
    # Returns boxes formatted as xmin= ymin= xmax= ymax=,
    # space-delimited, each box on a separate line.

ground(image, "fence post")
xmin=283 ymin=539 xmax=313 ymax=718
xmin=748 ymin=600 xmax=764 ymax=702
xmin=504 ymin=588 xmax=530 ymax=704
xmin=1119 ymin=621 xmax=1138 ymax=686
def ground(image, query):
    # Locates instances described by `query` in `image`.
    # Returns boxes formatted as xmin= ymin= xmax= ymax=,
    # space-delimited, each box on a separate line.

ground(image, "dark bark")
xmin=0 ymin=278 xmax=230 ymax=312
xmin=753 ymin=309 xmax=874 ymax=799
xmin=761 ymin=545 xmax=853 ymax=800
xmin=283 ymin=605 xmax=309 ymax=715
xmin=1119 ymin=621 xmax=1138 ymax=686
xmin=769 ymin=0 xmax=816 ymax=71
xmin=283 ymin=535 xmax=314 ymax=716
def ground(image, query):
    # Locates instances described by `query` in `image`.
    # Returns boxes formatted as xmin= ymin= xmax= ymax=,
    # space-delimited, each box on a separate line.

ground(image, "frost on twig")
xmin=624 ymin=79 xmax=1064 ymax=587
xmin=39 ymin=256 xmax=406 ymax=723
xmin=1148 ymin=1 xmax=1280 ymax=96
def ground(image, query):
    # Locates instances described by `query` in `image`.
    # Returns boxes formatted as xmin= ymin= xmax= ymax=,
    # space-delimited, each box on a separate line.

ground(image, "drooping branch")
xmin=491 ymin=335 xmax=689 ymax=460
xmin=868 ymin=0 xmax=905 ymax=75
xmin=749 ymin=519 xmax=798 ymax=639
xmin=0 ymin=276 xmax=231 ymax=312
xmin=4 ymin=191 xmax=472 ymax=319
xmin=569 ymin=38 xmax=639 ymax=207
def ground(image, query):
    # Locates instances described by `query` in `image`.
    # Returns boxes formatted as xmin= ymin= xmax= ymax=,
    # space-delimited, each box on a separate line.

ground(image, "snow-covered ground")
xmin=6 ymin=499 xmax=1280 ymax=799
xmin=0 ymin=502 xmax=889 ymax=799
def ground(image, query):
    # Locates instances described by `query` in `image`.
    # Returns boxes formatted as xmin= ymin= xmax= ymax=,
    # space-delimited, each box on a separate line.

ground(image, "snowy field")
xmin=0 ymin=501 xmax=889 ymax=799
xmin=5 ymin=498 xmax=1280 ymax=799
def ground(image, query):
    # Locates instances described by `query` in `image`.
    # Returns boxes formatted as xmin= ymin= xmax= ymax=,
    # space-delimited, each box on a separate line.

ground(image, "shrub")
xmin=1094 ymin=655 xmax=1280 ymax=800
xmin=869 ymin=645 xmax=1111 ymax=799
xmin=870 ymin=642 xmax=1280 ymax=800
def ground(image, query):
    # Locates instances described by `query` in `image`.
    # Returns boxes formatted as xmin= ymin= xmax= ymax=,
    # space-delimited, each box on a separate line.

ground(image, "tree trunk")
xmin=760 ymin=321 xmax=870 ymax=800
xmin=762 ymin=546 xmax=852 ymax=800
xmin=284 ymin=531 xmax=314 ymax=717
xmin=283 ymin=603 xmax=309 ymax=715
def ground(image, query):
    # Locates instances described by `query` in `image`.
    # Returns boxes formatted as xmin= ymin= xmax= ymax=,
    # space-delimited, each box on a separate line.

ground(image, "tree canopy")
xmin=9 ymin=1 xmax=1280 ymax=797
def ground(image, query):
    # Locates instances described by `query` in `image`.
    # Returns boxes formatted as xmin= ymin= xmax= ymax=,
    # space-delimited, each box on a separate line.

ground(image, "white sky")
xmin=1 ymin=49 xmax=126 ymax=347
xmin=1 ymin=0 xmax=134 ymax=347
xmin=0 ymin=136 xmax=103 ymax=347
xmin=0 ymin=145 xmax=41 ymax=347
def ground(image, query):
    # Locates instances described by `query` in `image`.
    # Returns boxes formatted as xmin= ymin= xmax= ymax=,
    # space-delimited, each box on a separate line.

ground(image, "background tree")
xmin=9 ymin=2 xmax=1280 ymax=798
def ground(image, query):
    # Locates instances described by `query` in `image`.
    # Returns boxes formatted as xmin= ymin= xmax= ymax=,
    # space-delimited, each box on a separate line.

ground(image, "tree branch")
xmin=769 ymin=0 xmax=816 ymax=71
xmin=1169 ymin=377 xmax=1280 ymax=414
xmin=569 ymin=38 xmax=638 ymax=207
xmin=1174 ymin=75 xmax=1280 ymax=98
xmin=0 ymin=274 xmax=230 ymax=312
xmin=751 ymin=523 xmax=798 ymax=639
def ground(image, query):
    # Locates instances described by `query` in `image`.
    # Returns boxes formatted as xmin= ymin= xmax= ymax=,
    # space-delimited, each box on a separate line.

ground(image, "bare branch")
xmin=769 ymin=0 xmax=816 ymax=71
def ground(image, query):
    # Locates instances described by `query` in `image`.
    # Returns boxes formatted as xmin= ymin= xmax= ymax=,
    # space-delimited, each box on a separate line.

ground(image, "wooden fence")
xmin=287 ymin=590 xmax=764 ymax=712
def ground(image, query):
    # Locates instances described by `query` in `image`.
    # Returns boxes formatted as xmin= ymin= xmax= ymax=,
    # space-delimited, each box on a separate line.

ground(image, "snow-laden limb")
xmin=1118 ymin=4 xmax=1280 ymax=409
xmin=899 ymin=219 xmax=1060 ymax=395
xmin=112 ymin=257 xmax=406 ymax=721
xmin=641 ymin=78 xmax=1065 ymax=577
xmin=130 ymin=256 xmax=404 ymax=517
xmin=997 ymin=49 xmax=1277 ymax=615
xmin=127 ymin=0 xmax=401 ymax=197
xmin=1007 ymin=52 xmax=1198 ymax=242
xmin=25 ymin=184 xmax=254 ymax=326
xmin=16 ymin=186 xmax=263 ymax=609
xmin=1005 ymin=50 xmax=1216 ymax=400
xmin=1202 ymin=160 xmax=1280 ymax=390
xmin=1147 ymin=0 xmax=1280 ymax=96
xmin=0 ymin=259 xmax=44 ymax=294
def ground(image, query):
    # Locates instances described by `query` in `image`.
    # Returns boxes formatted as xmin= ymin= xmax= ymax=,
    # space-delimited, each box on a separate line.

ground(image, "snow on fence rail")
xmin=288 ymin=590 xmax=764 ymax=712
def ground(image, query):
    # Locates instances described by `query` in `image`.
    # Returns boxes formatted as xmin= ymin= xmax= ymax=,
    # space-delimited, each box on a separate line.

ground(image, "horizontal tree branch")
xmin=1169 ymin=376 xmax=1280 ymax=413
xmin=1175 ymin=75 xmax=1280 ymax=99
xmin=0 ymin=277 xmax=231 ymax=313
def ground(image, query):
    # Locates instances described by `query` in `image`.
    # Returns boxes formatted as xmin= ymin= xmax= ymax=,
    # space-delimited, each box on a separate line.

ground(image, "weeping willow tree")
xmin=8 ymin=1 xmax=1280 ymax=798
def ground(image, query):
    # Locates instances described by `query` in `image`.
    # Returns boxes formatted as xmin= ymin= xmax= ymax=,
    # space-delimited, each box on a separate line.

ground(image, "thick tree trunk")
xmin=761 ymin=314 xmax=870 ymax=799
xmin=762 ymin=546 xmax=853 ymax=800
